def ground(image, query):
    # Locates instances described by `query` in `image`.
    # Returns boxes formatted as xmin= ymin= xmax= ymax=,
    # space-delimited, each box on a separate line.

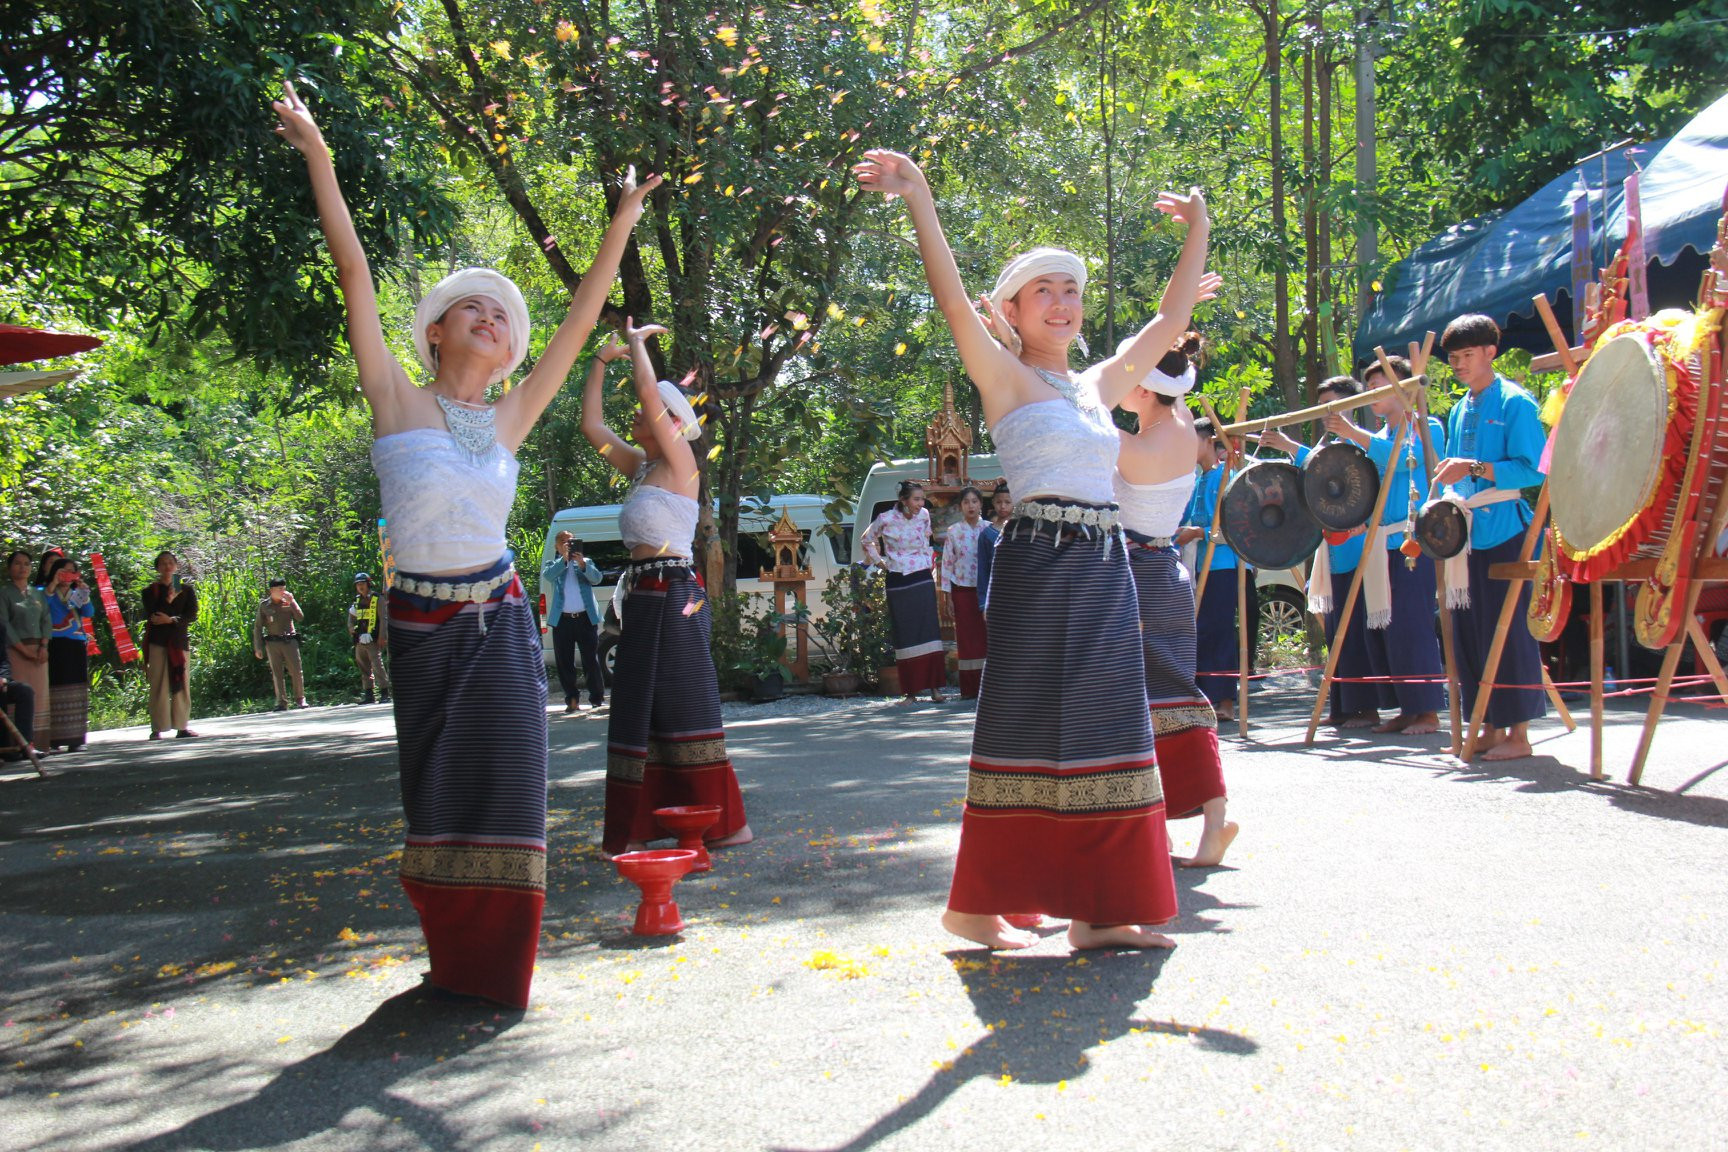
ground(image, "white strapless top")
xmin=990 ymin=378 xmax=1120 ymax=506
xmin=619 ymin=474 xmax=699 ymax=556
xmin=1113 ymin=469 xmax=1196 ymax=537
xmin=371 ymin=429 xmax=518 ymax=574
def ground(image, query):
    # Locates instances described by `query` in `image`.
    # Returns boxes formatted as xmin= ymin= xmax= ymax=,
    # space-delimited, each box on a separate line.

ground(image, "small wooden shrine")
xmin=760 ymin=508 xmax=813 ymax=680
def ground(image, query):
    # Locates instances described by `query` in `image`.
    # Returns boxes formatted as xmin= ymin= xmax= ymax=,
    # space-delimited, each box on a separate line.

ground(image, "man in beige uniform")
xmin=348 ymin=572 xmax=391 ymax=705
xmin=252 ymin=578 xmax=308 ymax=710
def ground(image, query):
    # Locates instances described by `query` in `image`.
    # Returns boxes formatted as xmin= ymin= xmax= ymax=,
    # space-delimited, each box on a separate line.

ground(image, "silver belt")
xmin=1011 ymin=499 xmax=1121 ymax=532
xmin=393 ymin=566 xmax=517 ymax=603
xmin=625 ymin=557 xmax=694 ymax=583
xmin=1130 ymin=535 xmax=1175 ymax=549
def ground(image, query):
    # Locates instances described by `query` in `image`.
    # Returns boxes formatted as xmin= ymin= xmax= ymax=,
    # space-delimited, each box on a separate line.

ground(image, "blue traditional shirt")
xmin=1183 ymin=463 xmax=1238 ymax=571
xmin=976 ymin=522 xmax=1001 ymax=611
xmin=1443 ymin=374 xmax=1547 ymax=550
xmin=1293 ymin=444 xmax=1364 ymax=574
xmin=1364 ymin=414 xmax=1448 ymax=550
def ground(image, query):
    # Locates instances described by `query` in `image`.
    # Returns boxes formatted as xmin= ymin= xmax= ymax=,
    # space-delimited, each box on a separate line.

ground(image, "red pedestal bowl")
xmin=654 ymin=804 xmax=723 ymax=872
xmin=613 ymin=849 xmax=699 ymax=936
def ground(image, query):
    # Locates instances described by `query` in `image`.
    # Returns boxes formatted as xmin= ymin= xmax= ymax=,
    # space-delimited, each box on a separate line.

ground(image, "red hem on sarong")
xmin=896 ymin=650 xmax=946 ymax=693
xmin=1153 ymin=725 xmax=1227 ymax=820
xmin=401 ymin=878 xmax=542 ymax=1009
xmin=946 ymin=804 xmax=1178 ymax=926
xmin=951 ymin=585 xmax=986 ymax=699
xmin=603 ymin=761 xmax=747 ymax=854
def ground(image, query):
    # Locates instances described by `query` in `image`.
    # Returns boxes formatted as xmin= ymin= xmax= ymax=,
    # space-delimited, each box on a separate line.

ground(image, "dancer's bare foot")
xmin=1470 ymin=727 xmax=1506 ymax=757
xmin=1342 ymin=711 xmax=1379 ymax=729
xmin=1215 ymin=701 xmax=1235 ymax=722
xmin=929 ymin=688 xmax=946 ymax=703
xmin=898 ymin=694 xmax=919 ymax=706
xmin=1371 ymin=713 xmax=1411 ymax=734
xmin=600 ymin=840 xmax=650 ymax=862
xmin=1398 ymin=712 xmax=1441 ymax=735
xmin=707 ymin=823 xmax=754 ymax=848
xmin=1179 ymin=821 xmax=1239 ymax=868
xmin=1003 ymin=913 xmax=1052 ymax=930
xmin=942 ymin=910 xmax=1037 ymax=949
xmin=1068 ymin=921 xmax=1176 ymax=950
xmin=1481 ymin=736 xmax=1533 ymax=761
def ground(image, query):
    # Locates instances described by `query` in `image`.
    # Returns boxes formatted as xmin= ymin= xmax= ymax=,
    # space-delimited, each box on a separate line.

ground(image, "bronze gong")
xmin=1414 ymin=499 xmax=1468 ymax=560
xmin=1220 ymin=460 xmax=1323 ymax=571
xmin=1301 ymin=441 xmax=1381 ymax=531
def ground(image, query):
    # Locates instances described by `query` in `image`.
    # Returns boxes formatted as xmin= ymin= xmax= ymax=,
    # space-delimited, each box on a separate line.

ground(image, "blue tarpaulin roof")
xmin=1355 ymin=89 xmax=1728 ymax=360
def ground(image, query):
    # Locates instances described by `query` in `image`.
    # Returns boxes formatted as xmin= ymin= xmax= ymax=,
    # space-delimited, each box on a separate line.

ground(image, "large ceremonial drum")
xmin=1221 ymin=460 xmax=1322 ymax=570
xmin=1546 ymin=311 xmax=1726 ymax=648
xmin=1301 ymin=441 xmax=1380 ymax=531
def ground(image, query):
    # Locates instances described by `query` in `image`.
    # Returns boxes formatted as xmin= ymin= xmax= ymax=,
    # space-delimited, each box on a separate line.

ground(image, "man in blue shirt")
xmin=1434 ymin=314 xmax=1548 ymax=760
xmin=1179 ymin=418 xmax=1257 ymax=722
xmin=542 ymin=532 xmax=606 ymax=713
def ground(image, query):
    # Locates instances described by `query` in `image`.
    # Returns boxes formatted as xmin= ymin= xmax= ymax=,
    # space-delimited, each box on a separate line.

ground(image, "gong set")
xmin=1220 ymin=444 xmax=1383 ymax=569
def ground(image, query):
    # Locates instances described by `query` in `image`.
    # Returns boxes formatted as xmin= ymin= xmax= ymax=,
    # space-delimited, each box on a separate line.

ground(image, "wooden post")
xmin=1588 ymin=580 xmax=1605 ymax=779
xmin=1235 ymin=385 xmax=1252 ymax=738
xmin=1542 ymin=668 xmax=1577 ymax=731
xmin=0 ymin=709 xmax=44 ymax=779
xmin=1304 ymin=419 xmax=1409 ymax=744
xmin=1193 ymin=396 xmax=1232 ymax=618
xmin=1460 ymin=488 xmax=1552 ymax=760
xmin=1685 ymin=615 xmax=1728 ymax=702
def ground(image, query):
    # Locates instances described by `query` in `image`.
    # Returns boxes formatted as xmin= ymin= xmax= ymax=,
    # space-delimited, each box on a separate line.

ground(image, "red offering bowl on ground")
xmin=613 ymin=849 xmax=699 ymax=936
xmin=654 ymin=804 xmax=722 ymax=872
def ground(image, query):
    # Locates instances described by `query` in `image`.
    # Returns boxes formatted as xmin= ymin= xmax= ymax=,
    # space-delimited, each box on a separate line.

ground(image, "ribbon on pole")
xmin=1569 ymin=179 xmax=1593 ymax=338
xmin=1624 ymin=166 xmax=1650 ymax=320
xmin=88 ymin=552 xmax=139 ymax=663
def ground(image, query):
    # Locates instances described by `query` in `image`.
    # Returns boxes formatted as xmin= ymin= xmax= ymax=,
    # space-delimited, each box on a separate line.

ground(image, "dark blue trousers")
xmin=1453 ymin=537 xmax=1547 ymax=729
xmin=1364 ymin=550 xmax=1448 ymax=715
xmin=1196 ymin=567 xmax=1255 ymax=705
xmin=1324 ymin=568 xmax=1385 ymax=718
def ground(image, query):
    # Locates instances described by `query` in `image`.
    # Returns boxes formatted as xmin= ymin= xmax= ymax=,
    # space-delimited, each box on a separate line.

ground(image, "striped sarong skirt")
xmin=950 ymin=514 xmax=1178 ymax=927
xmin=603 ymin=559 xmax=745 ymax=855
xmin=885 ymin=568 xmax=946 ymax=693
xmin=950 ymin=583 xmax=986 ymax=699
xmin=1129 ymin=543 xmax=1225 ymax=821
xmin=388 ymin=555 xmax=547 ymax=1009
xmin=47 ymin=637 xmax=88 ymax=748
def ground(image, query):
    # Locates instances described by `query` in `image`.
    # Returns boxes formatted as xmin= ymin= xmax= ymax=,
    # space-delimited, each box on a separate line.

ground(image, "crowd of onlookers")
xmin=1 ymin=548 xmax=395 ymax=762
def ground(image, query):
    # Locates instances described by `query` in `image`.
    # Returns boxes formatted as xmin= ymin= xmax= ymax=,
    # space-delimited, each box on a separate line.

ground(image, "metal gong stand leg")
xmin=1304 ymin=418 xmax=1408 ymax=745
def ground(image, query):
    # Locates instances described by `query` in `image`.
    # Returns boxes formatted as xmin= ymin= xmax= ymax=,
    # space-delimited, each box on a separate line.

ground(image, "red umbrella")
xmin=0 ymin=323 xmax=102 ymax=366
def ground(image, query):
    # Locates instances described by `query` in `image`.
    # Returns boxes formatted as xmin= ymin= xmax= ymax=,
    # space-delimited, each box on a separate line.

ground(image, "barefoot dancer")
xmin=941 ymin=486 xmax=988 ymax=699
xmin=583 ymin=326 xmax=751 ymax=858
xmin=1434 ymin=314 xmax=1547 ymax=760
xmin=861 ymin=482 xmax=949 ymax=704
xmin=275 ymin=81 xmax=658 ymax=1008
xmin=1115 ymin=326 xmax=1238 ymax=869
xmin=856 ymin=148 xmax=1211 ymax=950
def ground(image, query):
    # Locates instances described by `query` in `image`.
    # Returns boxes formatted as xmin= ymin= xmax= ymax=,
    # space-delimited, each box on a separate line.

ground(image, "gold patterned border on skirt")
xmin=1150 ymin=704 xmax=1218 ymax=735
xmin=966 ymin=766 xmax=1163 ymax=814
xmin=402 ymin=843 xmax=546 ymax=891
xmin=647 ymin=735 xmax=729 ymax=767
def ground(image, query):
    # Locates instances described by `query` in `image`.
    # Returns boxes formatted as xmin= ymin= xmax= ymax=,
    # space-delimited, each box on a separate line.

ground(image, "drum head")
xmin=1415 ymin=500 xmax=1468 ymax=560
xmin=1302 ymin=441 xmax=1381 ymax=531
xmin=1221 ymin=460 xmax=1322 ymax=570
xmin=1550 ymin=333 xmax=1669 ymax=558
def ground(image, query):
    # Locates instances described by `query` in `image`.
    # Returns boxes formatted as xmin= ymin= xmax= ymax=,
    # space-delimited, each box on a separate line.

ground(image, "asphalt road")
xmin=3 ymin=679 xmax=1727 ymax=1152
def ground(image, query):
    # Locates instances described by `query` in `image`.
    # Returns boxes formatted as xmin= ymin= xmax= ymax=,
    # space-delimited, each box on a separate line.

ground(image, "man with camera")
xmin=253 ymin=578 xmax=308 ymax=711
xmin=348 ymin=572 xmax=391 ymax=705
xmin=540 ymin=532 xmax=605 ymax=714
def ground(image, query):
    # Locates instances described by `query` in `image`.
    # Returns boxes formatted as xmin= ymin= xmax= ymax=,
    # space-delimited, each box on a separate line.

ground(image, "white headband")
xmin=656 ymin=380 xmax=703 ymax=442
xmin=1114 ymin=337 xmax=1197 ymax=397
xmin=988 ymin=247 xmax=1088 ymax=313
xmin=413 ymin=268 xmax=531 ymax=385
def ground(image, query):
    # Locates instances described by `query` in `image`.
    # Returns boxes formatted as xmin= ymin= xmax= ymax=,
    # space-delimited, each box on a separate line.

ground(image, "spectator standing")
xmin=0 ymin=614 xmax=41 ymax=762
xmin=43 ymin=557 xmax=95 ymax=750
xmin=2 ymin=550 xmax=52 ymax=736
xmin=141 ymin=550 xmax=199 ymax=739
xmin=348 ymin=573 xmax=391 ymax=705
xmin=540 ymin=532 xmax=605 ymax=713
xmin=253 ymin=578 xmax=309 ymax=711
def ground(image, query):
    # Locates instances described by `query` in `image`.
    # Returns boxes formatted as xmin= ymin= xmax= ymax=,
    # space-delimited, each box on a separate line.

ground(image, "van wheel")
xmin=1258 ymin=585 xmax=1308 ymax=650
xmin=598 ymin=634 xmax=618 ymax=687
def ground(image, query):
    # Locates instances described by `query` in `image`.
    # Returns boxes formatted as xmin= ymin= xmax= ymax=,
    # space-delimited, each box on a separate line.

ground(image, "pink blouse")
xmin=940 ymin=518 xmax=983 ymax=590
xmin=861 ymin=507 xmax=934 ymax=575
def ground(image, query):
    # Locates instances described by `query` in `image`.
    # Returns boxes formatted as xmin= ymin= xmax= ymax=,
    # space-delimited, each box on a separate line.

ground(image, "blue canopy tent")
xmin=1356 ymin=90 xmax=1728 ymax=362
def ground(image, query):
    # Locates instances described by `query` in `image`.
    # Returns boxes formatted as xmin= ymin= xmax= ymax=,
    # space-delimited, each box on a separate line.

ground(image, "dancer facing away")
xmin=861 ymin=481 xmax=949 ymax=703
xmin=275 ymin=80 xmax=659 ymax=1008
xmin=1434 ymin=314 xmax=1546 ymax=760
xmin=856 ymin=147 xmax=1211 ymax=950
xmin=1263 ymin=377 xmax=1386 ymax=729
xmin=974 ymin=483 xmax=1012 ymax=612
xmin=1114 ymin=325 xmax=1238 ymax=868
xmin=583 ymin=327 xmax=751 ymax=859
xmin=941 ymin=486 xmax=988 ymax=699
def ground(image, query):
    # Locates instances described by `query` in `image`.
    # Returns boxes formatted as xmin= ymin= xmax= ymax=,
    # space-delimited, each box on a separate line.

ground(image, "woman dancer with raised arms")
xmin=583 ymin=326 xmax=751 ymax=859
xmin=275 ymin=80 xmax=658 ymax=1008
xmin=856 ymin=148 xmax=1211 ymax=950
xmin=1114 ymin=326 xmax=1238 ymax=868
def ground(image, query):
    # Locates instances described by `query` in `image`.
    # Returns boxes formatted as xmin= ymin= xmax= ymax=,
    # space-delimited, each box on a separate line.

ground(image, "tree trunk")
xmin=1263 ymin=1 xmax=1300 ymax=412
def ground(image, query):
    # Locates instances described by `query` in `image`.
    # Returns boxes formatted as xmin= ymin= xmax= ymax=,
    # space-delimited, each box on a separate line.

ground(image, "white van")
xmin=849 ymin=453 xmax=1307 ymax=644
xmin=539 ymin=494 xmax=844 ymax=679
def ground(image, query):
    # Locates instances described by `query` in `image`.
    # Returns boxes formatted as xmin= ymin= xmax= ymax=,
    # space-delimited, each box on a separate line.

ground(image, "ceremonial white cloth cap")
xmin=988 ymin=247 xmax=1088 ymax=311
xmin=413 ymin=268 xmax=531 ymax=384
xmin=1116 ymin=337 xmax=1198 ymax=397
xmin=656 ymin=380 xmax=703 ymax=441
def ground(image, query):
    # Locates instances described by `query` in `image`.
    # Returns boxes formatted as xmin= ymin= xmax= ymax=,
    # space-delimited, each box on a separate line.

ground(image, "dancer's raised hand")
xmin=624 ymin=317 xmax=669 ymax=346
xmin=616 ymin=166 xmax=663 ymax=218
xmin=853 ymin=149 xmax=929 ymax=199
xmin=1196 ymin=271 xmax=1224 ymax=304
xmin=596 ymin=333 xmax=630 ymax=363
xmin=271 ymin=80 xmax=326 ymax=156
xmin=977 ymin=295 xmax=1022 ymax=355
xmin=1155 ymin=186 xmax=1210 ymax=231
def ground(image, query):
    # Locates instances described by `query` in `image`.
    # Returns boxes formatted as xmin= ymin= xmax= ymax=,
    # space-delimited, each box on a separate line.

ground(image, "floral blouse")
xmin=860 ymin=507 xmax=934 ymax=575
xmin=940 ymin=518 xmax=983 ymax=590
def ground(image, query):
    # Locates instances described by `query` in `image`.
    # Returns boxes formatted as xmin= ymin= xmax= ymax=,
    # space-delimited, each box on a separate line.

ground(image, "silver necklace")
xmin=435 ymin=393 xmax=498 ymax=458
xmin=1033 ymin=367 xmax=1104 ymax=418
